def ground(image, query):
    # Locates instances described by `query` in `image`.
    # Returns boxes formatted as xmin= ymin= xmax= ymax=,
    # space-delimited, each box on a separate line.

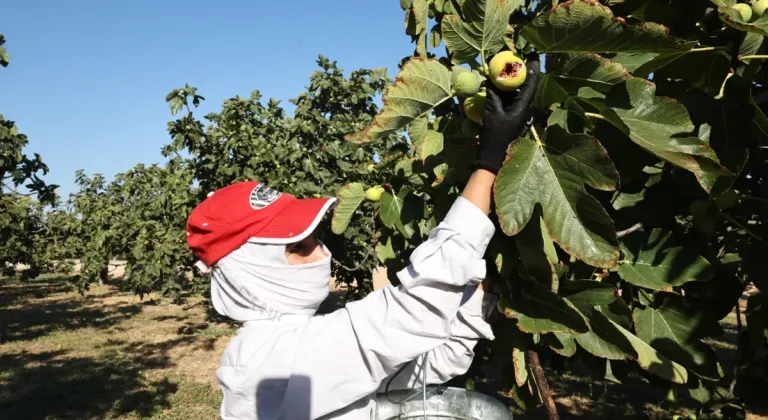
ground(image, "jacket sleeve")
xmin=377 ymin=285 xmax=499 ymax=392
xmin=280 ymin=196 xmax=496 ymax=419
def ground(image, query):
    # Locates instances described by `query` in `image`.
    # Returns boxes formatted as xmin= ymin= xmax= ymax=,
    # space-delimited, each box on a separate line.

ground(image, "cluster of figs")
xmin=456 ymin=51 xmax=528 ymax=127
xmin=730 ymin=0 xmax=768 ymax=22
xmin=361 ymin=50 xmax=529 ymax=202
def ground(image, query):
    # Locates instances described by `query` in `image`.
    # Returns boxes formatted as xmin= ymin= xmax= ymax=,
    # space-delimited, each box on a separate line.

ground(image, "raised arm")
xmin=277 ymin=54 xmax=540 ymax=419
xmin=376 ymin=285 xmax=498 ymax=392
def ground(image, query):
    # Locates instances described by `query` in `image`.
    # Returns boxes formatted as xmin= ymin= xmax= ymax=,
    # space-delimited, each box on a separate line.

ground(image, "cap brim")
xmin=246 ymin=197 xmax=338 ymax=245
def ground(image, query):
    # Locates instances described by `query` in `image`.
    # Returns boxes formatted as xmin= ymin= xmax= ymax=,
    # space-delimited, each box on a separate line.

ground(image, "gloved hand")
xmin=473 ymin=52 xmax=541 ymax=174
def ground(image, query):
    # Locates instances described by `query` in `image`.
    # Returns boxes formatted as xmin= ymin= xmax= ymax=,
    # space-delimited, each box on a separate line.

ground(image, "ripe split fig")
xmin=732 ymin=3 xmax=753 ymax=22
xmin=453 ymin=71 xmax=481 ymax=98
xmin=365 ymin=185 xmax=385 ymax=202
xmin=488 ymin=51 xmax=527 ymax=92
xmin=463 ymin=91 xmax=486 ymax=123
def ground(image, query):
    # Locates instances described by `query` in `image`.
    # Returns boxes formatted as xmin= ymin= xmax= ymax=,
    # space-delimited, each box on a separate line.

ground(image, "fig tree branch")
xmin=527 ymin=349 xmax=559 ymax=420
xmin=723 ymin=213 xmax=764 ymax=241
xmin=617 ymin=223 xmax=643 ymax=238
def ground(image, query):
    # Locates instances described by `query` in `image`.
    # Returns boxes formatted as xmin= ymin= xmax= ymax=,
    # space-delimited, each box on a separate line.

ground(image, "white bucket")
xmin=374 ymin=386 xmax=513 ymax=420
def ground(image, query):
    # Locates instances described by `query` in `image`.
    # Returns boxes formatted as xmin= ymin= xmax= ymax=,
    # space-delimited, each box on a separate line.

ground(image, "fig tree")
xmin=753 ymin=0 xmax=768 ymax=18
xmin=463 ymin=91 xmax=486 ymax=123
xmin=732 ymin=3 xmax=753 ymax=21
xmin=488 ymin=51 xmax=527 ymax=92
xmin=365 ymin=185 xmax=385 ymax=202
xmin=453 ymin=71 xmax=481 ymax=98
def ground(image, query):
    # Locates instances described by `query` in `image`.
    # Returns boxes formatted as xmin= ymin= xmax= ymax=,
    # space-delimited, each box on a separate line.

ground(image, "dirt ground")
xmin=0 ymin=275 xmax=765 ymax=419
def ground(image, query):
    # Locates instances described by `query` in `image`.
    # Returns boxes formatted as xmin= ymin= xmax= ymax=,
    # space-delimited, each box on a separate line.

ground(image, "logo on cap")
xmin=250 ymin=184 xmax=282 ymax=209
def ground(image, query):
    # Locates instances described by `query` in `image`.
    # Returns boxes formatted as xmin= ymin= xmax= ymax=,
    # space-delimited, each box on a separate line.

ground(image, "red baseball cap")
xmin=186 ymin=181 xmax=338 ymax=267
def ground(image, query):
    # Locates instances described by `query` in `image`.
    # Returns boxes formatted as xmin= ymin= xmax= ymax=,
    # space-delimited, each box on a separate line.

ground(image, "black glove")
xmin=473 ymin=53 xmax=541 ymax=174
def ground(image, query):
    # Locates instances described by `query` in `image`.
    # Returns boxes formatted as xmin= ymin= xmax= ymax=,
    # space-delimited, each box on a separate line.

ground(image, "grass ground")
xmin=0 ymin=275 xmax=765 ymax=419
xmin=0 ymin=275 xmax=234 ymax=419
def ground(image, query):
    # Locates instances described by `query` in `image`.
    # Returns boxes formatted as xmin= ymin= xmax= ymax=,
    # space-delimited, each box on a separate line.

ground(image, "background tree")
xmin=161 ymin=56 xmax=402 ymax=296
xmin=0 ymin=33 xmax=58 ymax=279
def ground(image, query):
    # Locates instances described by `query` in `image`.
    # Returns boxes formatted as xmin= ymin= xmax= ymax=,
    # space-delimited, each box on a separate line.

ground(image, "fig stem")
xmin=690 ymin=47 xmax=717 ymax=52
xmin=530 ymin=125 xmax=542 ymax=145
xmin=584 ymin=112 xmax=606 ymax=121
xmin=739 ymin=54 xmax=768 ymax=60
xmin=717 ymin=72 xmax=735 ymax=99
xmin=723 ymin=213 xmax=764 ymax=241
xmin=742 ymin=195 xmax=768 ymax=205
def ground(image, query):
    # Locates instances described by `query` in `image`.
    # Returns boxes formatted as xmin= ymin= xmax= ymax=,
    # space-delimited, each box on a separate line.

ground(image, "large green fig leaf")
xmin=561 ymin=280 xmax=619 ymax=307
xmin=739 ymin=31 xmax=765 ymax=59
xmin=380 ymin=187 xmax=423 ymax=238
xmin=617 ymin=229 xmax=715 ymax=292
xmin=611 ymin=316 xmax=689 ymax=384
xmin=346 ymin=59 xmax=453 ymax=143
xmin=601 ymin=78 xmax=732 ymax=192
xmin=515 ymin=208 xmax=559 ymax=292
xmin=405 ymin=0 xmax=430 ymax=56
xmin=331 ymin=182 xmax=365 ymax=234
xmin=521 ymin=0 xmax=694 ymax=54
xmin=502 ymin=279 xmax=589 ymax=334
xmin=376 ymin=236 xmax=396 ymax=264
xmin=634 ymin=296 xmax=725 ymax=380
xmin=536 ymin=54 xmax=630 ymax=119
xmin=541 ymin=332 xmax=578 ymax=357
xmin=653 ymin=51 xmax=731 ymax=96
xmin=441 ymin=0 xmax=522 ymax=64
xmin=570 ymin=297 xmax=689 ymax=383
xmin=416 ymin=130 xmax=444 ymax=160
xmin=406 ymin=0 xmax=430 ymax=35
xmin=495 ymin=125 xmax=620 ymax=268
xmin=574 ymin=305 xmax=636 ymax=361
xmin=564 ymin=288 xmax=635 ymax=361
xmin=615 ymin=49 xmax=730 ymax=81
xmin=394 ymin=158 xmax=427 ymax=186
xmin=698 ymin=75 xmax=759 ymax=194
xmin=408 ymin=115 xmax=429 ymax=144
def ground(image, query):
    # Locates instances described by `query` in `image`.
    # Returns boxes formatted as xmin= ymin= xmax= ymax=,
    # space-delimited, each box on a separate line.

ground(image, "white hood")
xmin=210 ymin=241 xmax=332 ymax=321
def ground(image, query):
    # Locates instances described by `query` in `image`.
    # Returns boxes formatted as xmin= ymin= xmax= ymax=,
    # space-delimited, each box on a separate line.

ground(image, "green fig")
xmin=453 ymin=71 xmax=482 ymax=98
xmin=463 ymin=91 xmax=486 ymax=123
xmin=733 ymin=3 xmax=753 ymax=22
xmin=365 ymin=185 xmax=385 ymax=202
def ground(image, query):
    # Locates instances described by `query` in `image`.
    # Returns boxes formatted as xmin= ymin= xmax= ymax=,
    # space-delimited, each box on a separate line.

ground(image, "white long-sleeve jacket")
xmin=216 ymin=196 xmax=497 ymax=419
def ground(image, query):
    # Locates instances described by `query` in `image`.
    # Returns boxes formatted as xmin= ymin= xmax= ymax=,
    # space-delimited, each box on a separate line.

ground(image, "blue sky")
xmin=1 ymin=0 xmax=414 ymax=198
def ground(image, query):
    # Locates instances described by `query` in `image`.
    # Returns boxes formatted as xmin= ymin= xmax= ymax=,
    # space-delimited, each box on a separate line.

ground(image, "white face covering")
xmin=210 ymin=240 xmax=332 ymax=322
